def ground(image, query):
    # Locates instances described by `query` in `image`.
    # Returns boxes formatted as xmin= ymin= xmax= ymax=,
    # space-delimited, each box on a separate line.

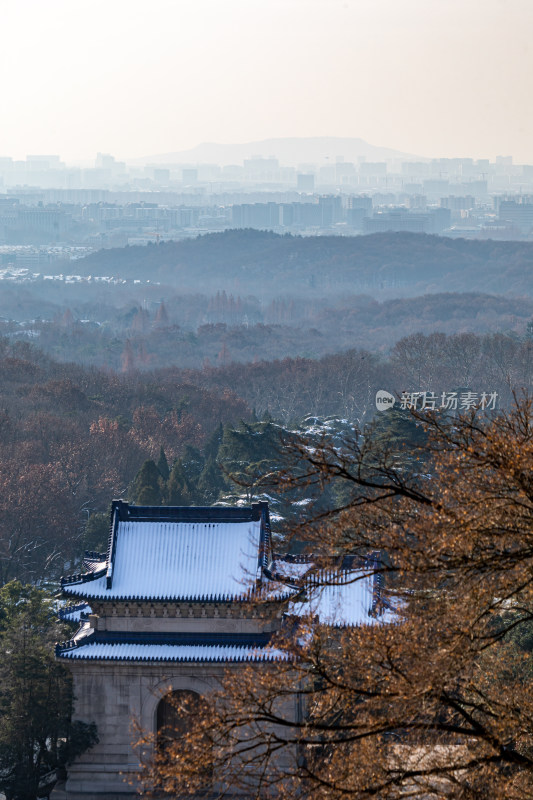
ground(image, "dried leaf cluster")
xmin=137 ymin=399 xmax=533 ymax=799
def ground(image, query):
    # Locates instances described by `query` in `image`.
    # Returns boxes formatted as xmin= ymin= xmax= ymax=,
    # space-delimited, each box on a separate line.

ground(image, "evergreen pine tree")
xmin=180 ymin=445 xmax=205 ymax=502
xmin=203 ymin=423 xmax=224 ymax=461
xmin=157 ymin=446 xmax=170 ymax=481
xmin=130 ymin=460 xmax=162 ymax=505
xmin=167 ymin=460 xmax=192 ymax=506
xmin=0 ymin=582 xmax=98 ymax=800
xmin=197 ymin=455 xmax=227 ymax=504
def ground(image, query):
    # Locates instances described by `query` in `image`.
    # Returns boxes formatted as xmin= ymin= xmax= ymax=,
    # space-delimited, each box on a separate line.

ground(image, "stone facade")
xmin=58 ymin=660 xmax=246 ymax=799
xmin=52 ymin=501 xmax=285 ymax=800
xmin=52 ymin=501 xmax=381 ymax=799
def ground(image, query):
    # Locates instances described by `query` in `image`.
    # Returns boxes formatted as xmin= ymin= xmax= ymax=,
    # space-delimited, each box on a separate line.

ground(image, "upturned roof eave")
xmin=55 ymin=636 xmax=288 ymax=663
xmin=60 ymin=584 xmax=296 ymax=603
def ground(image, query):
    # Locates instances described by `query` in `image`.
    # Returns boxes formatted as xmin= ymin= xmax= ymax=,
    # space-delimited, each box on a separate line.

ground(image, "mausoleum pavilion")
xmin=53 ymin=499 xmax=384 ymax=800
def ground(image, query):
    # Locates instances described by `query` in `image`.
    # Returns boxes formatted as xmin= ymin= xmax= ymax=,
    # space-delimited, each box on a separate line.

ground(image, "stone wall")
xmin=57 ymin=661 xmax=228 ymax=800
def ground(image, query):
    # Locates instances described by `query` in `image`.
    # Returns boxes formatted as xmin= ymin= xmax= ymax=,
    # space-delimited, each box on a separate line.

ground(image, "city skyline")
xmin=1 ymin=0 xmax=532 ymax=163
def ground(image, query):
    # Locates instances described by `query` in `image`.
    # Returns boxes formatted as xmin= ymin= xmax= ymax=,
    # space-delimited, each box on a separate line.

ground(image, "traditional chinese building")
xmin=52 ymin=500 xmax=384 ymax=800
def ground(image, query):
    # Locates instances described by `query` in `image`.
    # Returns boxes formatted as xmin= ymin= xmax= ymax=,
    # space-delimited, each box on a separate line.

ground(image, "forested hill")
xmin=75 ymin=230 xmax=533 ymax=298
xmin=2 ymin=328 xmax=532 ymax=582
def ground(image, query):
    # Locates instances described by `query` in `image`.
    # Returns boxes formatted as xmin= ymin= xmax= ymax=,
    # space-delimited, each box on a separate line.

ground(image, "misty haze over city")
xmin=1 ymin=3 xmax=533 ymax=800
xmin=1 ymin=0 xmax=532 ymax=426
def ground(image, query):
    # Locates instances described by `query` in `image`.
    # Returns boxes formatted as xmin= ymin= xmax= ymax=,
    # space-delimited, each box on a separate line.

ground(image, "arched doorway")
xmin=155 ymin=690 xmax=213 ymax=789
xmin=156 ymin=689 xmax=204 ymax=746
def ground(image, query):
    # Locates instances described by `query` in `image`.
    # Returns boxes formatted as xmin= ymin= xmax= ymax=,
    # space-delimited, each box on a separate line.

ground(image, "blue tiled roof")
xmin=61 ymin=500 xmax=272 ymax=602
xmin=56 ymin=631 xmax=284 ymax=663
xmin=57 ymin=643 xmax=286 ymax=662
xmin=58 ymin=603 xmax=91 ymax=623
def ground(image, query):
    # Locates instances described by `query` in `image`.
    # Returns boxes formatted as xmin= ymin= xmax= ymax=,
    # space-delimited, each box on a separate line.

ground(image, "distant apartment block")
xmin=231 ymin=196 xmax=343 ymax=231
xmin=498 ymin=200 xmax=533 ymax=232
xmin=363 ymin=208 xmax=451 ymax=235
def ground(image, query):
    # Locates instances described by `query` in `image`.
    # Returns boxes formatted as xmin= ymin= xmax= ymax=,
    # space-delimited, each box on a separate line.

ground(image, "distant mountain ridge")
xmin=133 ymin=136 xmax=421 ymax=166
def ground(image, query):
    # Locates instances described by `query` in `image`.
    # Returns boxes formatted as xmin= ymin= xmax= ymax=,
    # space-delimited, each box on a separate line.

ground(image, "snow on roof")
xmin=83 ymin=551 xmax=107 ymax=573
xmin=64 ymin=519 xmax=263 ymax=601
xmin=58 ymin=603 xmax=92 ymax=623
xmin=271 ymin=559 xmax=313 ymax=581
xmin=289 ymin=571 xmax=388 ymax=627
xmin=57 ymin=642 xmax=286 ymax=662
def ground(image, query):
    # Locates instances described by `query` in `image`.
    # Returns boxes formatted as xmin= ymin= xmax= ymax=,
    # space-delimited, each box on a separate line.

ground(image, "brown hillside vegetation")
xmin=0 ymin=339 xmax=250 ymax=583
xmin=1 ymin=328 xmax=532 ymax=582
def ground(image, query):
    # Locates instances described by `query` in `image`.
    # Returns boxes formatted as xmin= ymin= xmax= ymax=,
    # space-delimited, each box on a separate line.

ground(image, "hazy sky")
xmin=1 ymin=0 xmax=532 ymax=163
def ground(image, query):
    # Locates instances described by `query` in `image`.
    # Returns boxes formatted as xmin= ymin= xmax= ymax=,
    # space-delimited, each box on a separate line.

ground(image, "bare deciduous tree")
xmin=137 ymin=398 xmax=533 ymax=799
